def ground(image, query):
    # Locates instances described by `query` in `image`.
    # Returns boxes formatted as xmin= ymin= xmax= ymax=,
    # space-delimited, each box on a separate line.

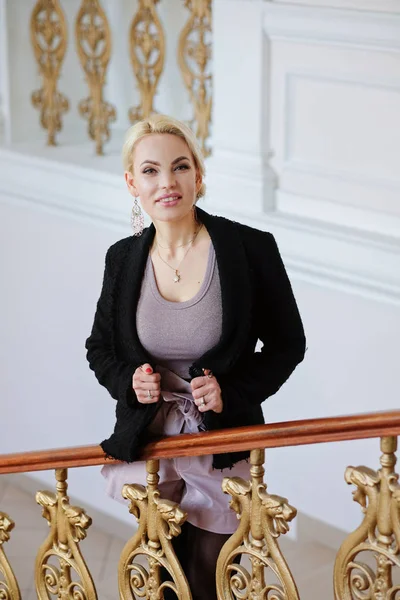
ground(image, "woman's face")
xmin=126 ymin=133 xmax=201 ymax=223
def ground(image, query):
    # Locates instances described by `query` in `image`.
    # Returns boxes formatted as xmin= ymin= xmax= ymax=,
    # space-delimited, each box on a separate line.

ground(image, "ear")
xmin=195 ymin=170 xmax=202 ymax=196
xmin=125 ymin=171 xmax=138 ymax=197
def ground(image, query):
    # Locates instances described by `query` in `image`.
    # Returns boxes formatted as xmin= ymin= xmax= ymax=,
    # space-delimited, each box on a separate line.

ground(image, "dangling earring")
xmin=131 ymin=197 xmax=144 ymax=236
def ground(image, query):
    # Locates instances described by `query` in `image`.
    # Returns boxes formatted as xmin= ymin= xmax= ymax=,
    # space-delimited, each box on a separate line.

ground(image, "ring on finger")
xmin=200 ymin=396 xmax=206 ymax=407
xmin=147 ymin=390 xmax=153 ymax=399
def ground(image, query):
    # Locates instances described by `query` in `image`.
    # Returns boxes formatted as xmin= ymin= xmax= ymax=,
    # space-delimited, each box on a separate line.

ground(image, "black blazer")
xmin=85 ymin=207 xmax=306 ymax=469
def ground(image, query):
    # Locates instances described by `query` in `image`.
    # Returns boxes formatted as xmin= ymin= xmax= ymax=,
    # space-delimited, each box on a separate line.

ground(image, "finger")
xmin=194 ymin=392 xmax=212 ymax=407
xmin=136 ymin=382 xmax=161 ymax=392
xmin=202 ymin=368 xmax=214 ymax=379
xmin=140 ymin=363 xmax=153 ymax=375
xmin=136 ymin=390 xmax=160 ymax=403
xmin=135 ymin=391 xmax=160 ymax=403
xmin=135 ymin=372 xmax=161 ymax=384
xmin=190 ymin=376 xmax=207 ymax=391
xmin=198 ymin=398 xmax=213 ymax=412
xmin=137 ymin=397 xmax=159 ymax=404
xmin=192 ymin=383 xmax=214 ymax=401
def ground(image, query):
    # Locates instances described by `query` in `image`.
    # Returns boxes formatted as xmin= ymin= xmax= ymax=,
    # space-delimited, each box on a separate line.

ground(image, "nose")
xmin=159 ymin=169 xmax=177 ymax=189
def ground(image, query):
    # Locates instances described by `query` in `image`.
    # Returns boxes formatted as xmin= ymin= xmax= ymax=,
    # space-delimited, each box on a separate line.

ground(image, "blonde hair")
xmin=122 ymin=114 xmax=206 ymax=199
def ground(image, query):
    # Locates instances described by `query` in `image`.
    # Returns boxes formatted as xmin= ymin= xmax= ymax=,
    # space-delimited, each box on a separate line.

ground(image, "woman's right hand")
xmin=132 ymin=364 xmax=161 ymax=404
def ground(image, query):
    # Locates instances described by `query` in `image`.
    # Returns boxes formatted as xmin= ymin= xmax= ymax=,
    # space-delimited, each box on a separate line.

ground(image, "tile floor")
xmin=0 ymin=476 xmax=338 ymax=599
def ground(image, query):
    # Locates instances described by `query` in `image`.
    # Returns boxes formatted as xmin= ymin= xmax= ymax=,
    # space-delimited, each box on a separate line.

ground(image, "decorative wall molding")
xmin=0 ymin=146 xmax=399 ymax=306
xmin=206 ymin=147 xmax=277 ymax=214
xmin=271 ymin=0 xmax=400 ymax=15
xmin=263 ymin=3 xmax=400 ymax=50
xmin=239 ymin=207 xmax=400 ymax=305
xmin=262 ymin=5 xmax=400 ymax=248
xmin=278 ymin=188 xmax=400 ymax=240
xmin=283 ymin=72 xmax=400 ymax=199
xmin=0 ymin=147 xmax=130 ymax=231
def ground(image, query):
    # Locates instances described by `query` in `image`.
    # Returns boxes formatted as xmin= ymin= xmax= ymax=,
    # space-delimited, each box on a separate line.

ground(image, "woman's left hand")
xmin=191 ymin=369 xmax=223 ymax=414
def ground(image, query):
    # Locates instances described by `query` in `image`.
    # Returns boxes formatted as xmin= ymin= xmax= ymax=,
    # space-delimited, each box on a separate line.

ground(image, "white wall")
xmin=0 ymin=0 xmax=400 ymax=538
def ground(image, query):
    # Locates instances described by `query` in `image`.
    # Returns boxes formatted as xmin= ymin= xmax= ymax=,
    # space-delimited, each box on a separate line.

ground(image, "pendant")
xmin=174 ymin=270 xmax=181 ymax=283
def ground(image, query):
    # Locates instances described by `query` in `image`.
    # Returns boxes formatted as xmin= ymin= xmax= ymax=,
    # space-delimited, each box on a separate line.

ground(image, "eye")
xmin=143 ymin=167 xmax=156 ymax=174
xmin=175 ymin=164 xmax=190 ymax=171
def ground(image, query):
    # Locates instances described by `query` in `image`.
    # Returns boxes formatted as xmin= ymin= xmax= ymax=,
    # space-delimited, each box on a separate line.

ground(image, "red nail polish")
xmin=145 ymin=368 xmax=152 ymax=374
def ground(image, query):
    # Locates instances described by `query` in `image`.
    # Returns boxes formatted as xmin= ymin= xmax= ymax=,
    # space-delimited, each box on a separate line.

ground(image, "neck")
xmin=153 ymin=210 xmax=199 ymax=249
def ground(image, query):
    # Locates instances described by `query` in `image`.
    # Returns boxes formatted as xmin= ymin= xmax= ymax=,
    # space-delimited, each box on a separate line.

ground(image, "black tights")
xmin=162 ymin=522 xmax=231 ymax=600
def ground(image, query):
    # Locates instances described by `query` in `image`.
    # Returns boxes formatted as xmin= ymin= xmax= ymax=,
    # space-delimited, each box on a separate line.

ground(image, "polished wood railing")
xmin=0 ymin=410 xmax=399 ymax=599
xmin=1 ymin=410 xmax=399 ymax=474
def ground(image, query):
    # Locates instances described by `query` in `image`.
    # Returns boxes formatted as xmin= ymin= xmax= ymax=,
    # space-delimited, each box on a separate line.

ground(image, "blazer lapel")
xmin=116 ymin=224 xmax=156 ymax=366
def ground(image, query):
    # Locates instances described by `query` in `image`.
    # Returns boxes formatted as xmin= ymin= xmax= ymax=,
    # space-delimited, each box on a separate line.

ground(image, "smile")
xmin=157 ymin=195 xmax=182 ymax=204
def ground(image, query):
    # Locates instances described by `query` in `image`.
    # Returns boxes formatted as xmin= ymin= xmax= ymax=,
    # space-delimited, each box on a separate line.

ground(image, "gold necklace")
xmin=157 ymin=234 xmax=198 ymax=250
xmin=156 ymin=224 xmax=203 ymax=283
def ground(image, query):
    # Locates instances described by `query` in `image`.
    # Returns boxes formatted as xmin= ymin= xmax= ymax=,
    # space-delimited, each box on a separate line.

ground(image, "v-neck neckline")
xmin=147 ymin=241 xmax=215 ymax=308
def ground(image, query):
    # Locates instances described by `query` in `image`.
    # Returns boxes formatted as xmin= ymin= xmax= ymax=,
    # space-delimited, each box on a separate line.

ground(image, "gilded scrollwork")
xmin=217 ymin=449 xmax=299 ymax=600
xmin=30 ymin=0 xmax=69 ymax=145
xmin=118 ymin=459 xmax=191 ymax=599
xmin=0 ymin=513 xmax=21 ymax=600
xmin=334 ymin=436 xmax=400 ymax=600
xmin=75 ymin=0 xmax=116 ymax=155
xmin=178 ymin=0 xmax=212 ymax=156
xmin=128 ymin=0 xmax=165 ymax=123
xmin=35 ymin=468 xmax=97 ymax=599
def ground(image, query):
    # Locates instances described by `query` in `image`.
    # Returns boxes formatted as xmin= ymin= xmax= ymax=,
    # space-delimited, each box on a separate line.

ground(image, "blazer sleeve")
xmin=85 ymin=245 xmax=139 ymax=408
xmin=217 ymin=231 xmax=306 ymax=419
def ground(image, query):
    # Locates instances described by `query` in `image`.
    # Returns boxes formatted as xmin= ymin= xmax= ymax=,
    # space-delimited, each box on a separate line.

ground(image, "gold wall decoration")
xmin=0 ymin=512 xmax=21 ymax=600
xmin=75 ymin=0 xmax=116 ymax=155
xmin=217 ymin=449 xmax=299 ymax=600
xmin=30 ymin=0 xmax=69 ymax=145
xmin=334 ymin=436 xmax=400 ymax=600
xmin=35 ymin=468 xmax=97 ymax=599
xmin=119 ymin=458 xmax=191 ymax=599
xmin=178 ymin=0 xmax=212 ymax=157
xmin=128 ymin=0 xmax=165 ymax=123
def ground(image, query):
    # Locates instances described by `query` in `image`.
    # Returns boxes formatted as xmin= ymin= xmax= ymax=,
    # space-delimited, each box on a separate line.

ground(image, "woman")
xmin=85 ymin=114 xmax=306 ymax=599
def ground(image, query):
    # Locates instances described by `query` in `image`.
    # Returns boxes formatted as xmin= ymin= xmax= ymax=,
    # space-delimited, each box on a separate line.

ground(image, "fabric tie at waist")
xmin=148 ymin=365 xmax=204 ymax=436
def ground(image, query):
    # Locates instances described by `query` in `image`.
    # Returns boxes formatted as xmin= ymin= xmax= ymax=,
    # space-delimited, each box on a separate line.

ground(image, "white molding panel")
xmin=264 ymin=3 xmax=400 ymax=49
xmin=263 ymin=3 xmax=400 ymax=245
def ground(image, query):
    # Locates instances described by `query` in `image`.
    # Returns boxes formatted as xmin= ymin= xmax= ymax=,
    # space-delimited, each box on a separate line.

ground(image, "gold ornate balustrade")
xmin=29 ymin=0 xmax=212 ymax=155
xmin=0 ymin=410 xmax=400 ymax=599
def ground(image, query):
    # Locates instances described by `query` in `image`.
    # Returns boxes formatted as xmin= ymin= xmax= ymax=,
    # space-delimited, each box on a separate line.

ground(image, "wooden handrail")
xmin=1 ymin=410 xmax=399 ymax=475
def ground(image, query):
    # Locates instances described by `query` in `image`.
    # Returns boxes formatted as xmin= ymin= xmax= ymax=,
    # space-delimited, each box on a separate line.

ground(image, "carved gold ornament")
xmin=334 ymin=436 xmax=400 ymax=600
xmin=217 ymin=449 xmax=299 ymax=600
xmin=0 ymin=513 xmax=21 ymax=600
xmin=178 ymin=0 xmax=212 ymax=157
xmin=128 ymin=0 xmax=165 ymax=123
xmin=119 ymin=458 xmax=192 ymax=599
xmin=35 ymin=468 xmax=97 ymax=599
xmin=75 ymin=0 xmax=116 ymax=155
xmin=30 ymin=0 xmax=69 ymax=145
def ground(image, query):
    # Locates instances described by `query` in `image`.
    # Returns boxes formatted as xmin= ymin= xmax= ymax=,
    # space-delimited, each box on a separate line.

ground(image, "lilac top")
xmin=136 ymin=243 xmax=222 ymax=379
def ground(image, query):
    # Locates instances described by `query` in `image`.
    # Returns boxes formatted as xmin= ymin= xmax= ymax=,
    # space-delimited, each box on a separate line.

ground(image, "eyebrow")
xmin=140 ymin=156 xmax=191 ymax=167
